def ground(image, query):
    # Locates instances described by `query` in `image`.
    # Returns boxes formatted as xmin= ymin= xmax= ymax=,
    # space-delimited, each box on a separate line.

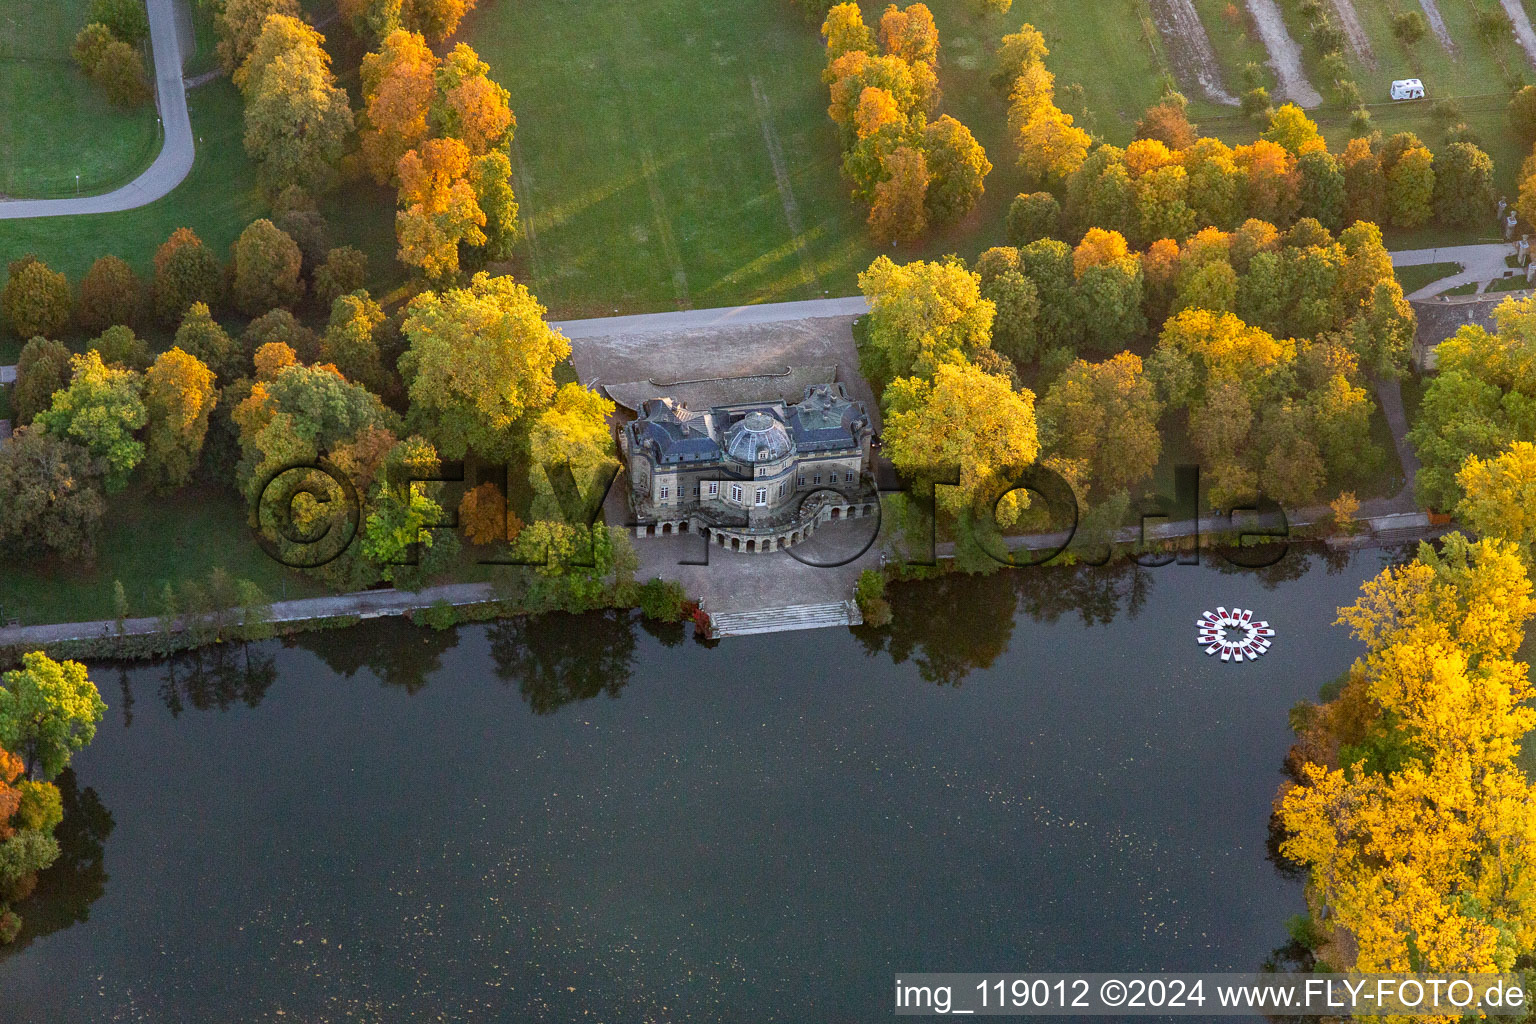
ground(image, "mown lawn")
xmin=0 ymin=482 xmax=324 ymax=626
xmin=0 ymin=0 xmax=162 ymax=199
xmin=1395 ymin=260 xmax=1464 ymax=293
xmin=465 ymin=0 xmax=1195 ymax=318
xmin=0 ymin=78 xmax=403 ymax=326
xmin=0 ymin=83 xmax=263 ymax=281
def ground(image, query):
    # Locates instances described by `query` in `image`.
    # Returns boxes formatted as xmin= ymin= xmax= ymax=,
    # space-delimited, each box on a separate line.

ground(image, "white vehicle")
xmin=1391 ymin=78 xmax=1425 ymax=100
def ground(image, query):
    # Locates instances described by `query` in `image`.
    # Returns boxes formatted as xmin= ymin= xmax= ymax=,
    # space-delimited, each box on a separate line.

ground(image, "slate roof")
xmin=627 ymin=383 xmax=869 ymax=464
xmin=1410 ymin=293 xmax=1530 ymax=370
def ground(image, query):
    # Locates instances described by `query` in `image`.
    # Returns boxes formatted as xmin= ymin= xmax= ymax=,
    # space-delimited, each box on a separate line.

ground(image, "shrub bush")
xmin=637 ymin=578 xmax=687 ymax=622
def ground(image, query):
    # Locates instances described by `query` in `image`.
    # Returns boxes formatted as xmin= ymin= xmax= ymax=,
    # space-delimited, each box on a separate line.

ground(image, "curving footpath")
xmin=1390 ymin=243 xmax=1516 ymax=299
xmin=0 ymin=0 xmax=193 ymax=220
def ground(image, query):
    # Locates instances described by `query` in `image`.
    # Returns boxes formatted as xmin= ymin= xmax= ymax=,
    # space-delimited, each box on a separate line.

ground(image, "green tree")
xmin=1076 ymin=261 xmax=1146 ymax=352
xmin=1174 ymin=259 xmax=1239 ymax=314
xmin=1296 ymin=149 xmax=1345 ymax=231
xmin=71 ymin=23 xmax=115 ymax=72
xmin=35 ymin=352 xmax=146 ymax=493
xmin=244 ymin=307 xmax=319 ymax=366
xmin=174 ymin=302 xmax=242 ymax=382
xmin=1063 ymin=145 xmax=1134 ymax=238
xmin=271 ymin=187 xmax=330 ymax=268
xmin=12 ymin=337 xmax=71 ymax=426
xmin=1509 ymin=85 xmax=1536 ymax=145
xmin=0 ymin=431 xmax=107 ymax=561
xmin=237 ymin=16 xmax=355 ymax=193
xmin=1349 ymin=279 xmax=1416 ymax=379
xmin=399 ymin=273 xmax=569 ymax=460
xmin=3 ymin=257 xmax=71 ymax=340
xmin=152 ymin=228 xmax=222 ymax=322
xmin=1018 ymin=238 xmax=1082 ymax=352
xmin=233 ymin=363 xmax=398 ymax=498
xmin=89 ymin=0 xmax=149 ymax=42
xmin=1006 ymin=191 xmax=1060 ymax=245
xmin=320 ymin=291 xmax=389 ymax=394
xmin=982 ymin=269 xmax=1039 ymax=362
xmin=1406 ymin=298 xmax=1536 ymax=509
xmin=0 ymin=652 xmax=106 ymax=781
xmin=1393 ymin=10 xmax=1427 ymax=46
xmin=1433 ymin=141 xmax=1495 ymax=228
xmin=87 ymin=37 xmax=150 ymax=107
xmin=77 ymin=255 xmax=142 ymax=333
xmin=468 ymin=151 xmax=520 ymax=262
xmin=231 ymin=219 xmax=305 ymax=316
xmin=143 ymin=347 xmax=218 ymax=490
xmin=314 ymin=246 xmax=369 ymax=311
xmin=922 ymin=115 xmax=991 ymax=224
xmin=88 ymin=325 xmax=151 ymax=371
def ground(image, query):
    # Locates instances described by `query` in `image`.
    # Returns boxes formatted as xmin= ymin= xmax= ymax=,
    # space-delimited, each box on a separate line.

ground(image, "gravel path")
xmin=1147 ymin=0 xmax=1240 ymax=106
xmin=1417 ymin=0 xmax=1457 ymax=52
xmin=0 ymin=0 xmax=194 ymax=220
xmin=1245 ymin=0 xmax=1324 ymax=107
xmin=1329 ymin=0 xmax=1376 ymax=67
xmin=1501 ymin=0 xmax=1536 ymax=66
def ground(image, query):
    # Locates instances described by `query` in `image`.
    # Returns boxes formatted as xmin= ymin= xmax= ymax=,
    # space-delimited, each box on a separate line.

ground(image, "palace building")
xmin=619 ymin=382 xmax=877 ymax=553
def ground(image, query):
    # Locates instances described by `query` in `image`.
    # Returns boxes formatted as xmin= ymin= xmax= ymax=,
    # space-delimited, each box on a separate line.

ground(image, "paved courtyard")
xmin=561 ymin=307 xmax=881 ymax=432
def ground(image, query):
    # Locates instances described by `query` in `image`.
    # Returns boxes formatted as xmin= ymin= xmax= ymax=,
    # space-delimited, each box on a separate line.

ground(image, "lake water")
xmin=0 ymin=548 xmax=1400 ymax=1022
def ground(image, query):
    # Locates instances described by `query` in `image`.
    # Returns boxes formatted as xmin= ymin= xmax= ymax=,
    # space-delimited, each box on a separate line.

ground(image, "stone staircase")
xmin=708 ymin=600 xmax=862 ymax=638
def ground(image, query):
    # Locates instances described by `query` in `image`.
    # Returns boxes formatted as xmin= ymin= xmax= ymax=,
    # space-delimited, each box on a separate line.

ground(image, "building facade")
xmin=620 ymin=383 xmax=877 ymax=553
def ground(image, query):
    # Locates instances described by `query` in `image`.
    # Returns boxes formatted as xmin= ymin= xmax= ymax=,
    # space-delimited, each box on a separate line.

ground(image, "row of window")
xmin=655 ymin=469 xmax=857 ymax=502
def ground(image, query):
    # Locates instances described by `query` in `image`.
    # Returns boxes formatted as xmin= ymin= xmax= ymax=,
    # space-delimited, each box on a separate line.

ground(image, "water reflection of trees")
xmin=0 ymin=770 xmax=114 ymax=958
xmin=857 ymin=560 xmax=1157 ymax=687
xmin=1206 ymin=542 xmax=1353 ymax=587
xmin=489 ymin=609 xmax=637 ymax=714
xmin=288 ymin=619 xmax=458 ymax=694
xmin=157 ymin=643 xmax=279 ymax=715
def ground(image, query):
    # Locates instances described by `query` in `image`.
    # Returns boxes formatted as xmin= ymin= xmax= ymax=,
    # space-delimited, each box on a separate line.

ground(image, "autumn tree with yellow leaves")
xmin=882 ymin=360 xmax=1039 ymax=527
xmin=399 ymin=273 xmax=569 ymax=461
xmin=1279 ymin=535 xmax=1536 ymax=975
xmin=143 ymin=347 xmax=218 ymax=491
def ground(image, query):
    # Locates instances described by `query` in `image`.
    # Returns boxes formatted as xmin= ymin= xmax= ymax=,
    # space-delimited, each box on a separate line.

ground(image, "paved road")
xmin=0 ymin=0 xmax=193 ymax=220
xmin=0 ymin=582 xmax=499 ymax=647
xmin=551 ymin=296 xmax=869 ymax=338
xmin=1390 ymin=242 xmax=1516 ymax=299
xmin=557 ymin=244 xmax=1513 ymax=338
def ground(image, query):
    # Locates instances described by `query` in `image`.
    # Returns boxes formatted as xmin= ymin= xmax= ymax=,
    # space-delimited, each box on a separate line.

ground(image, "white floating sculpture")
xmin=1195 ymin=608 xmax=1274 ymax=664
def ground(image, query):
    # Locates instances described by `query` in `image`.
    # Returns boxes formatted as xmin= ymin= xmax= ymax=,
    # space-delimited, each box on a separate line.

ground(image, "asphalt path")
xmin=0 ymin=0 xmax=193 ymax=220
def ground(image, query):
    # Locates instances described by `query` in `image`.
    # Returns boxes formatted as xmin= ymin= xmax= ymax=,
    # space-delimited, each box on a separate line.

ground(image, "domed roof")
xmin=724 ymin=410 xmax=793 ymax=462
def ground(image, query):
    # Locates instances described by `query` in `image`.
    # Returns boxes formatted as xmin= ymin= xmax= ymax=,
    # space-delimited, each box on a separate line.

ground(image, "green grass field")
xmin=0 ymin=83 xmax=263 ymax=282
xmin=1395 ymin=260 xmax=1464 ymax=293
xmin=466 ymin=0 xmax=1227 ymax=318
xmin=0 ymin=483 xmax=324 ymax=626
xmin=0 ymin=0 xmax=163 ymax=199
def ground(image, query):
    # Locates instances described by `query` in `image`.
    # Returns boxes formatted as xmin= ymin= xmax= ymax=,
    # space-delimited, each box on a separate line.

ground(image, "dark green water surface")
xmin=0 ymin=549 xmax=1398 ymax=1021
